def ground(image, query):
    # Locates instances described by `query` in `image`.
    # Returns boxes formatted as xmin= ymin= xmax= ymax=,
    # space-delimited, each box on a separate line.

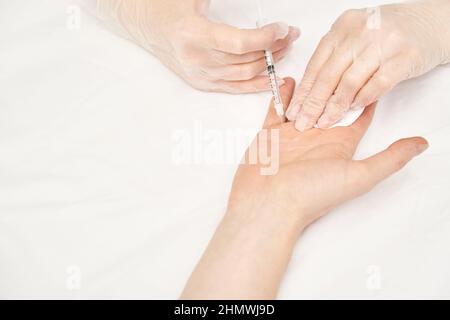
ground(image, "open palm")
xmin=228 ymin=78 xmax=428 ymax=229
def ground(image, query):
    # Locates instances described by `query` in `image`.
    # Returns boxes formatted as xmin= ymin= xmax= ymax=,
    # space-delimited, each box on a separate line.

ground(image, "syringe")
xmin=256 ymin=1 xmax=284 ymax=118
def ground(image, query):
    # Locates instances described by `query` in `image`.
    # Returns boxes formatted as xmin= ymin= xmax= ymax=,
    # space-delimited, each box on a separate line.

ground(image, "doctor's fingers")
xmin=293 ymin=41 xmax=360 ymax=132
xmin=202 ymin=46 xmax=291 ymax=82
xmin=316 ymin=47 xmax=381 ymax=128
xmin=210 ymin=26 xmax=301 ymax=65
xmin=351 ymin=54 xmax=414 ymax=109
xmin=286 ymin=31 xmax=338 ymax=121
xmin=205 ymin=21 xmax=300 ymax=55
xmin=211 ymin=76 xmax=286 ymax=94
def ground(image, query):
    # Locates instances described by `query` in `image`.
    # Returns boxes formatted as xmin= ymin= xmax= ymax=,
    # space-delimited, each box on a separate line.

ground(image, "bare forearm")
xmin=181 ymin=209 xmax=304 ymax=300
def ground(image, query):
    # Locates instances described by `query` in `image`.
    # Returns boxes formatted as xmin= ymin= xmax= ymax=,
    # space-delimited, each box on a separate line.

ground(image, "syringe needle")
xmin=264 ymin=50 xmax=284 ymax=117
xmin=256 ymin=0 xmax=284 ymax=118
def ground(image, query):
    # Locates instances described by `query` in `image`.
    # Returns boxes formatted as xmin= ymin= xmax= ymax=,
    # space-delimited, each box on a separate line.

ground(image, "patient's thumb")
xmin=359 ymin=137 xmax=429 ymax=188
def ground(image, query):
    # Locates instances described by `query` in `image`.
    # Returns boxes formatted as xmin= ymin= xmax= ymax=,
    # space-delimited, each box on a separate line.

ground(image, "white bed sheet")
xmin=1 ymin=0 xmax=449 ymax=299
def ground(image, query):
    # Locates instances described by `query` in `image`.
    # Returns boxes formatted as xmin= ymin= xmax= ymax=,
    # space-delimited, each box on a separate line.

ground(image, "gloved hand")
xmin=97 ymin=0 xmax=300 ymax=93
xmin=286 ymin=0 xmax=450 ymax=131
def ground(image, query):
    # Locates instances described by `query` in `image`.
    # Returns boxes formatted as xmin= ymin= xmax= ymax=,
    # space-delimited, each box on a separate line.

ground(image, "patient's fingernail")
xmin=273 ymin=22 xmax=290 ymax=40
xmin=286 ymin=102 xmax=301 ymax=121
xmin=295 ymin=114 xmax=310 ymax=132
xmin=416 ymin=143 xmax=429 ymax=155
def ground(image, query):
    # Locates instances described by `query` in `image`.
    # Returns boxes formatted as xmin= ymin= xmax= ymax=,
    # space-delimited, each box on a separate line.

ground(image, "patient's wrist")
xmin=224 ymin=204 xmax=308 ymax=244
xmin=182 ymin=207 xmax=306 ymax=300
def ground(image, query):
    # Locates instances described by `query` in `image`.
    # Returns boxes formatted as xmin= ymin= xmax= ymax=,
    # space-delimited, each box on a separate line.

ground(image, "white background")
xmin=0 ymin=0 xmax=449 ymax=299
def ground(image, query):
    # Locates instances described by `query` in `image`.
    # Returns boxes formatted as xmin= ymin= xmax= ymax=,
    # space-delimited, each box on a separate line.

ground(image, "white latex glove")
xmin=96 ymin=0 xmax=300 ymax=93
xmin=286 ymin=0 xmax=450 ymax=131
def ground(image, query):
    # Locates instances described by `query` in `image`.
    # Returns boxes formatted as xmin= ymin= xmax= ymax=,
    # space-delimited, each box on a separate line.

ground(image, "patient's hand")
xmin=228 ymin=78 xmax=428 ymax=230
xmin=182 ymin=78 xmax=428 ymax=300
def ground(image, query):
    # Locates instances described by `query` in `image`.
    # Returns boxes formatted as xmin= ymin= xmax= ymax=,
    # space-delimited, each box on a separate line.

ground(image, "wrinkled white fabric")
xmin=1 ymin=0 xmax=450 ymax=299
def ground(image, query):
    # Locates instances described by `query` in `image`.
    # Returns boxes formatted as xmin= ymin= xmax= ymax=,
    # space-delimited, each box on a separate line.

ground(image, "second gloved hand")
xmin=286 ymin=0 xmax=450 ymax=131
xmin=97 ymin=0 xmax=300 ymax=93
